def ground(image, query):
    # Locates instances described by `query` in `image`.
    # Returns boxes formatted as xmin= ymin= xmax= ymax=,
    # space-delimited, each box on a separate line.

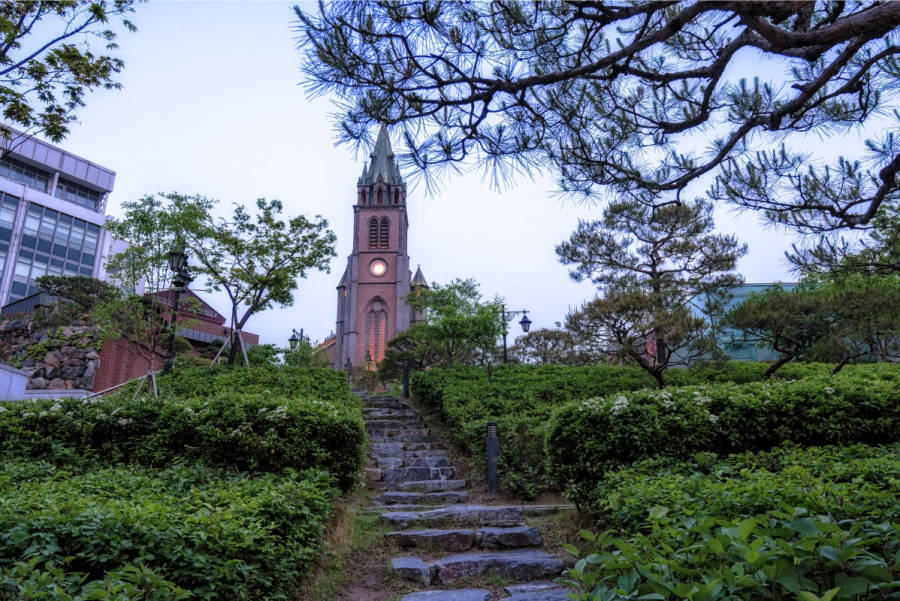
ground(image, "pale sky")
xmin=52 ymin=1 xmax=846 ymax=346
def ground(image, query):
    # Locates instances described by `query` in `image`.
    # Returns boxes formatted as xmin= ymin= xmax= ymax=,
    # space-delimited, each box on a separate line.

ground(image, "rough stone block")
xmin=475 ymin=526 xmax=542 ymax=549
xmin=381 ymin=505 xmax=525 ymax=529
xmin=400 ymin=590 xmax=492 ymax=601
xmin=433 ymin=550 xmax=565 ymax=585
xmin=385 ymin=528 xmax=475 ymax=552
xmin=391 ymin=556 xmax=431 ymax=585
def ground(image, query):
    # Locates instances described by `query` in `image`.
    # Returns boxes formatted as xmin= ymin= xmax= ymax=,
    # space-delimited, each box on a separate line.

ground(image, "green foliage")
xmin=413 ymin=362 xmax=890 ymax=499
xmin=0 ymin=367 xmax=364 ymax=491
xmin=558 ymin=199 xmax=746 ymax=387
xmin=0 ymin=1 xmax=137 ymax=143
xmin=547 ymin=369 xmax=900 ymax=509
xmin=564 ymin=444 xmax=900 ymax=601
xmin=386 ymin=278 xmax=503 ymax=371
xmin=0 ymin=460 xmax=338 ymax=600
xmin=34 ymin=275 xmax=120 ymax=311
xmin=246 ymin=343 xmax=331 ymax=369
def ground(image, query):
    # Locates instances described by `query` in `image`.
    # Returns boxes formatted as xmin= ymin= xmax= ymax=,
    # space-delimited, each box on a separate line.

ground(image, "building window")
xmin=0 ymin=193 xmax=19 ymax=279
xmin=7 ymin=202 xmax=99 ymax=303
xmin=0 ymin=156 xmax=49 ymax=192
xmin=376 ymin=188 xmax=383 ymax=204
xmin=368 ymin=217 xmax=379 ymax=248
xmin=379 ymin=217 xmax=389 ymax=248
xmin=55 ymin=177 xmax=102 ymax=211
xmin=367 ymin=299 xmax=388 ymax=364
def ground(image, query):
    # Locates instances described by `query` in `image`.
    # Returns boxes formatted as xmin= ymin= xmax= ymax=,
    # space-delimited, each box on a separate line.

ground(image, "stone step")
xmin=370 ymin=449 xmax=448 ymax=460
xmin=400 ymin=590 xmax=492 ymax=601
xmin=369 ymin=435 xmax=442 ymax=444
xmin=377 ymin=456 xmax=453 ymax=470
xmin=370 ymin=442 xmax=446 ymax=457
xmin=384 ymin=525 xmax=541 ymax=552
xmin=365 ymin=419 xmax=426 ymax=429
xmin=381 ymin=505 xmax=525 ymax=529
xmin=364 ymin=400 xmax=410 ymax=409
xmin=375 ymin=490 xmax=469 ymax=506
xmin=433 ymin=549 xmax=565 ymax=585
xmin=391 ymin=479 xmax=467 ymax=492
xmin=383 ymin=466 xmax=456 ymax=483
xmin=366 ymin=428 xmax=431 ymax=438
xmin=362 ymin=407 xmax=418 ymax=417
xmin=505 ymin=582 xmax=574 ymax=601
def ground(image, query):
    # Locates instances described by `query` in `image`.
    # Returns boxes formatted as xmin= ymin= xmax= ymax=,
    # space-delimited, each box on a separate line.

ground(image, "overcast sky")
xmin=53 ymin=1 xmax=843 ymax=346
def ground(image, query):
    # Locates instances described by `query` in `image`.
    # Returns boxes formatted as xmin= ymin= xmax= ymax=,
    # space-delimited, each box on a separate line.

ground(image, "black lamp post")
xmin=501 ymin=305 xmax=532 ymax=364
xmin=288 ymin=328 xmax=302 ymax=349
xmin=162 ymin=242 xmax=191 ymax=375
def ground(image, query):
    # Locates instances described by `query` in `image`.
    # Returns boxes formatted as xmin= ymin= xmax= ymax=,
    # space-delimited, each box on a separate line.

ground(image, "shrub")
xmin=563 ymin=444 xmax=900 ymax=601
xmin=0 ymin=391 xmax=365 ymax=491
xmin=0 ymin=461 xmax=338 ymax=600
xmin=547 ymin=372 xmax=900 ymax=509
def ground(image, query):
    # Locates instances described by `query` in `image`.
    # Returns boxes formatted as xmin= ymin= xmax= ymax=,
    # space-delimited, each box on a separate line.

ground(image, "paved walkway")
xmin=363 ymin=394 xmax=572 ymax=601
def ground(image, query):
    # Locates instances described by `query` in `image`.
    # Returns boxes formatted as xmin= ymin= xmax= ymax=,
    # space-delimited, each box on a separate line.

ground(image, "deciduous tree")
xmin=557 ymin=198 xmax=746 ymax=386
xmin=297 ymin=1 xmax=900 ymax=231
xmin=0 ymin=1 xmax=137 ymax=145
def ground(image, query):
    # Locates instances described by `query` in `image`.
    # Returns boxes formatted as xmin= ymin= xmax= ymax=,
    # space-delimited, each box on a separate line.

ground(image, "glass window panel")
xmin=64 ymin=266 xmax=77 ymax=276
xmin=79 ymin=266 xmax=92 ymax=276
xmin=81 ymin=253 xmax=95 ymax=266
xmin=28 ymin=204 xmax=42 ymax=216
xmin=19 ymin=249 xmax=32 ymax=260
xmin=20 ymin=234 xmax=34 ymax=248
xmin=67 ymin=248 xmax=80 ymax=261
xmin=58 ymin=214 xmax=72 ymax=225
xmin=44 ymin=209 xmax=58 ymax=221
xmin=31 ymin=263 xmax=45 ymax=277
xmin=10 ymin=281 xmax=27 ymax=296
xmin=55 ymin=221 xmax=70 ymax=242
xmin=52 ymin=244 xmax=66 ymax=257
xmin=36 ymin=238 xmax=50 ymax=252
xmin=0 ymin=157 xmax=50 ymax=192
xmin=23 ymin=215 xmax=39 ymax=233
xmin=50 ymin=258 xmax=63 ymax=267
xmin=14 ymin=260 xmax=30 ymax=277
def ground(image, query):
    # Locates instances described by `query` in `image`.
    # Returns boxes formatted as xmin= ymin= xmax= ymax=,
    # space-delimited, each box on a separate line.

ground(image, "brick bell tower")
xmin=334 ymin=126 xmax=427 ymax=368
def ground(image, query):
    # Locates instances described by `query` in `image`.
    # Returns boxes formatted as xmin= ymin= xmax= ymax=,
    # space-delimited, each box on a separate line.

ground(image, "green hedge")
xmin=156 ymin=365 xmax=354 ymax=405
xmin=410 ymin=362 xmax=852 ymax=498
xmin=564 ymin=444 xmax=900 ymax=601
xmin=0 ymin=461 xmax=338 ymax=600
xmin=547 ymin=372 xmax=900 ymax=509
xmin=0 ymin=392 xmax=365 ymax=491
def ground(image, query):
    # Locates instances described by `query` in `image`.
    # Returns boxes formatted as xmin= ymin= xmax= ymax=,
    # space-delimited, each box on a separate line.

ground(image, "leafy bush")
xmin=0 ymin=391 xmax=364 ymax=491
xmin=547 ymin=372 xmax=900 ymax=509
xmin=156 ymin=365 xmax=353 ymax=406
xmin=410 ymin=362 xmax=872 ymax=498
xmin=0 ymin=461 xmax=338 ymax=600
xmin=563 ymin=444 xmax=900 ymax=601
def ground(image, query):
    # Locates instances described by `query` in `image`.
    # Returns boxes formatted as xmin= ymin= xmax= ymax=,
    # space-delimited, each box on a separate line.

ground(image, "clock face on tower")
xmin=369 ymin=259 xmax=387 ymax=277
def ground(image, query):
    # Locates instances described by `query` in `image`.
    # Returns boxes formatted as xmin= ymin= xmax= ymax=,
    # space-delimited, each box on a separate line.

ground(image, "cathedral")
xmin=330 ymin=126 xmax=427 ymax=368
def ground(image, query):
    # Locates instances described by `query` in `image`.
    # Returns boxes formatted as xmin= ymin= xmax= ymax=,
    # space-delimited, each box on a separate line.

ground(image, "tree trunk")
xmin=651 ymin=368 xmax=666 ymax=389
xmin=763 ymin=353 xmax=794 ymax=379
xmin=227 ymin=331 xmax=239 ymax=365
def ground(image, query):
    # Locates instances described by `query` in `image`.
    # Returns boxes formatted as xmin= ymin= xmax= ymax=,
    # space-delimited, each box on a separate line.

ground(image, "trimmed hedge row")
xmin=547 ymin=372 xmax=900 ymax=509
xmin=410 ymin=362 xmax=849 ymax=498
xmin=0 ymin=391 xmax=365 ymax=491
xmin=0 ymin=461 xmax=338 ymax=600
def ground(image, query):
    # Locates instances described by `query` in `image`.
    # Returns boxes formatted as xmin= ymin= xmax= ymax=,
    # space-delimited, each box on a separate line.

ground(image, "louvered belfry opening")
xmin=379 ymin=217 xmax=389 ymax=248
xmin=368 ymin=217 xmax=379 ymax=248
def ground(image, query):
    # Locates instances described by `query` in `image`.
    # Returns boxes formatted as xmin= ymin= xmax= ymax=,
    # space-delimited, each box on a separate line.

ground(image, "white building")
xmin=0 ymin=130 xmax=124 ymax=308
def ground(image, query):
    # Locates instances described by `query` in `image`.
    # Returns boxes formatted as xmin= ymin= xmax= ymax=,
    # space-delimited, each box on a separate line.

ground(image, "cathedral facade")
xmin=332 ymin=126 xmax=427 ymax=369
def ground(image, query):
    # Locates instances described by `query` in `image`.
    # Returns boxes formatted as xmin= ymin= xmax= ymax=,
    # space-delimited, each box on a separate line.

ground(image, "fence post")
xmin=486 ymin=421 xmax=499 ymax=496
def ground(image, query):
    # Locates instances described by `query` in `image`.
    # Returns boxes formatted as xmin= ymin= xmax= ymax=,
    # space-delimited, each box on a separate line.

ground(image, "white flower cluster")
xmin=266 ymin=406 xmax=289 ymax=421
xmin=693 ymin=390 xmax=712 ymax=405
xmin=708 ymin=413 xmax=719 ymax=424
xmin=577 ymin=397 xmax=603 ymax=412
xmin=49 ymin=403 xmax=62 ymax=413
xmin=610 ymin=395 xmax=630 ymax=415
xmin=118 ymin=418 xmax=133 ymax=426
xmin=0 ymin=406 xmax=6 ymax=413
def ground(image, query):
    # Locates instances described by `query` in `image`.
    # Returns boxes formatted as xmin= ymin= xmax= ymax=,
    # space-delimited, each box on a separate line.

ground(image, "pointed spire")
xmin=411 ymin=265 xmax=428 ymax=288
xmin=357 ymin=161 xmax=368 ymax=185
xmin=359 ymin=124 xmax=404 ymax=186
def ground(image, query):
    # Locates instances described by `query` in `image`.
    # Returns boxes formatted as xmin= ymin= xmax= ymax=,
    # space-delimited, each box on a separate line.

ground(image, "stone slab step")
xmin=391 ymin=556 xmax=431 ymax=585
xmin=381 ymin=505 xmax=525 ymax=529
xmin=392 ymin=479 xmax=467 ymax=492
xmin=505 ymin=585 xmax=573 ymax=601
xmin=370 ymin=449 xmax=448 ymax=460
xmin=377 ymin=456 xmax=452 ymax=470
xmin=376 ymin=490 xmax=469 ymax=505
xmin=363 ymin=407 xmax=418 ymax=417
xmin=370 ymin=442 xmax=446 ymax=456
xmin=383 ymin=466 xmax=456 ymax=483
xmin=505 ymin=582 xmax=568 ymax=595
xmin=366 ymin=428 xmax=431 ymax=438
xmin=369 ymin=435 xmax=441 ymax=444
xmin=433 ymin=549 xmax=565 ymax=585
xmin=401 ymin=591 xmax=491 ymax=601
xmin=364 ymin=417 xmax=425 ymax=426
xmin=364 ymin=400 xmax=410 ymax=409
xmin=384 ymin=525 xmax=540 ymax=552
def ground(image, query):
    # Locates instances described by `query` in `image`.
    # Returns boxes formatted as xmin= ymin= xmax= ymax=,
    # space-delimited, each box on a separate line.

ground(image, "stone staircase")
xmin=362 ymin=394 xmax=572 ymax=601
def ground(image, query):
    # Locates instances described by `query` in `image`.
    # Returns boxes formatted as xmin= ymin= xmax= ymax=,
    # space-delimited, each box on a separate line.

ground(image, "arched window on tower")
xmin=376 ymin=188 xmax=383 ymax=204
xmin=379 ymin=217 xmax=389 ymax=248
xmin=368 ymin=217 xmax=379 ymax=248
xmin=367 ymin=299 xmax=388 ymax=364
xmin=393 ymin=189 xmax=399 ymax=204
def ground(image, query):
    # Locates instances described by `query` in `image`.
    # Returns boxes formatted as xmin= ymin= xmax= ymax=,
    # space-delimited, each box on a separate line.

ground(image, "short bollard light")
xmin=486 ymin=421 xmax=499 ymax=496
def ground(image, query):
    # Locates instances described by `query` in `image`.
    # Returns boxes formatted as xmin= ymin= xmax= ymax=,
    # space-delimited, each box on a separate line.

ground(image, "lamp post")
xmin=162 ymin=242 xmax=191 ymax=375
xmin=501 ymin=304 xmax=532 ymax=364
xmin=288 ymin=328 xmax=307 ymax=349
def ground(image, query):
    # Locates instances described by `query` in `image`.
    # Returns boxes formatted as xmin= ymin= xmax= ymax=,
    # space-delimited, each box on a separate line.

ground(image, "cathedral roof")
xmin=411 ymin=265 xmax=428 ymax=288
xmin=337 ymin=267 xmax=349 ymax=288
xmin=358 ymin=124 xmax=404 ymax=186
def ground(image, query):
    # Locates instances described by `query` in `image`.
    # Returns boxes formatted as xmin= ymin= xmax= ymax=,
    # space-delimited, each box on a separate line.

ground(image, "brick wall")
xmin=92 ymin=338 xmax=165 ymax=392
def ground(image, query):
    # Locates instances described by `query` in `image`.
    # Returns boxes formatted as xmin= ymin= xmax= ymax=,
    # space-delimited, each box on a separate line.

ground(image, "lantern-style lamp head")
xmin=167 ymin=241 xmax=188 ymax=273
xmin=519 ymin=311 xmax=532 ymax=333
xmin=288 ymin=329 xmax=300 ymax=349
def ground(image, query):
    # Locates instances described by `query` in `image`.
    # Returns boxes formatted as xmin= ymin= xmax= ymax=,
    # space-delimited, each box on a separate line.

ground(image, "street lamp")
xmin=501 ymin=305 xmax=532 ymax=364
xmin=289 ymin=328 xmax=306 ymax=349
xmin=162 ymin=241 xmax=192 ymax=375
